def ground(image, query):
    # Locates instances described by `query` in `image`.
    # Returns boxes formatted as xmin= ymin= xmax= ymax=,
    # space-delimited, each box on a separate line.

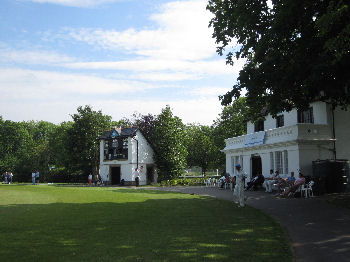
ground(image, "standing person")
xmin=135 ymin=168 xmax=140 ymax=186
xmin=8 ymin=171 xmax=13 ymax=184
xmin=35 ymin=170 xmax=40 ymax=184
xmin=88 ymin=173 xmax=92 ymax=186
xmin=233 ymin=164 xmax=247 ymax=207
xmin=4 ymin=172 xmax=8 ymax=184
xmin=94 ymin=174 xmax=98 ymax=186
xmin=32 ymin=171 xmax=36 ymax=185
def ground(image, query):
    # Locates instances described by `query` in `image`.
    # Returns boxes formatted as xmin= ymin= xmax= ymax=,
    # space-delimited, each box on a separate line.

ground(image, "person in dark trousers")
xmin=135 ymin=168 xmax=140 ymax=186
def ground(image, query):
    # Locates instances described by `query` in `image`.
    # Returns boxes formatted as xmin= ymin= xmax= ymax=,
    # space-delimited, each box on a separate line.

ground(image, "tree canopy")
xmin=67 ymin=105 xmax=112 ymax=176
xmin=207 ymin=0 xmax=350 ymax=118
xmin=152 ymin=106 xmax=188 ymax=181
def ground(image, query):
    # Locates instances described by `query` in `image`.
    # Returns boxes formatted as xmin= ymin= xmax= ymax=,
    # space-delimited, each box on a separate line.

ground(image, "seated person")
xmin=276 ymin=171 xmax=296 ymax=194
xmin=263 ymin=170 xmax=281 ymax=193
xmin=280 ymin=172 xmax=306 ymax=197
xmin=246 ymin=173 xmax=265 ymax=191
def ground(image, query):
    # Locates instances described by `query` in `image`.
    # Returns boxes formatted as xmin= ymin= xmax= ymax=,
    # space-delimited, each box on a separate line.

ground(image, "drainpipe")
xmin=134 ymin=138 xmax=139 ymax=169
xmin=331 ymin=106 xmax=337 ymax=160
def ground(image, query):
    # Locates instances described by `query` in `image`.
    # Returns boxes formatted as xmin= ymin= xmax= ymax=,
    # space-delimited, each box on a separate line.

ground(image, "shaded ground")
xmin=155 ymin=186 xmax=350 ymax=262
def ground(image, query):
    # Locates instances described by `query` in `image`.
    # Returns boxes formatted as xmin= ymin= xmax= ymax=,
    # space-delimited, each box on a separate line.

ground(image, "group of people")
xmin=232 ymin=165 xmax=307 ymax=207
xmin=245 ymin=168 xmax=306 ymax=197
xmin=218 ymin=173 xmax=235 ymax=189
xmin=2 ymin=171 xmax=13 ymax=184
xmin=31 ymin=170 xmax=40 ymax=185
xmin=88 ymin=173 xmax=104 ymax=186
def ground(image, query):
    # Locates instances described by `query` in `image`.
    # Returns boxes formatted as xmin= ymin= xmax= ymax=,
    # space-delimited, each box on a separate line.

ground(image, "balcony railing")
xmin=223 ymin=124 xmax=333 ymax=151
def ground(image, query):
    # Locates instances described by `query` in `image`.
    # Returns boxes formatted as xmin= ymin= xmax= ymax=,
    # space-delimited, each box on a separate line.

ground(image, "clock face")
xmin=111 ymin=130 xmax=119 ymax=138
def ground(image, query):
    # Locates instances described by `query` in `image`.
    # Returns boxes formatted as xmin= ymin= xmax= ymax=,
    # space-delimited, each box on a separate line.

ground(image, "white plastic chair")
xmin=301 ymin=181 xmax=314 ymax=198
xmin=212 ymin=178 xmax=216 ymax=187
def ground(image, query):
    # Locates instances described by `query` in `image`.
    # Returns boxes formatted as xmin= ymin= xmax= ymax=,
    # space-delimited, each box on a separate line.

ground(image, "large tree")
xmin=185 ymin=124 xmax=215 ymax=174
xmin=207 ymin=0 xmax=350 ymax=118
xmin=67 ymin=105 xmax=112 ymax=176
xmin=212 ymin=97 xmax=250 ymax=170
xmin=152 ymin=106 xmax=188 ymax=181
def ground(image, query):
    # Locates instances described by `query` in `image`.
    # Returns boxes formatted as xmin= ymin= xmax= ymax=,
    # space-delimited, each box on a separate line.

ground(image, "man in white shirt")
xmin=264 ymin=170 xmax=281 ymax=193
xmin=233 ymin=164 xmax=247 ymax=207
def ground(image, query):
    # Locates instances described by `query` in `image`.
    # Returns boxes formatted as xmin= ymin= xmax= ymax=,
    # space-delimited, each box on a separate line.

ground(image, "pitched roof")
xmin=99 ymin=127 xmax=138 ymax=140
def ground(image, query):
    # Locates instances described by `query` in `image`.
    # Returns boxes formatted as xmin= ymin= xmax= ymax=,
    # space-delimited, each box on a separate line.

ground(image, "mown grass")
xmin=0 ymin=184 xmax=292 ymax=262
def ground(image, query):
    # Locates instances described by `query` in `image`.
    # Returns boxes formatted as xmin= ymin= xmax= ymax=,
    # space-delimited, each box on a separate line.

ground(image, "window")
xmin=270 ymin=150 xmax=288 ymax=175
xmin=270 ymin=152 xmax=274 ymax=171
xmin=298 ymin=107 xmax=314 ymax=123
xmin=283 ymin=150 xmax=288 ymax=174
xmin=104 ymin=138 xmax=128 ymax=160
xmin=254 ymin=120 xmax=264 ymax=132
xmin=276 ymin=115 xmax=284 ymax=128
xmin=275 ymin=151 xmax=283 ymax=174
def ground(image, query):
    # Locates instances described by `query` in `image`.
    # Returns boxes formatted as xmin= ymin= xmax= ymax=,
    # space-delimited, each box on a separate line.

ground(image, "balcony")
xmin=223 ymin=124 xmax=334 ymax=152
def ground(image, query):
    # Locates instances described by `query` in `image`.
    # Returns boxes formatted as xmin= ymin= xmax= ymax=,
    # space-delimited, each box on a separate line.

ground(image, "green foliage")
xmin=208 ymin=0 xmax=350 ymax=119
xmin=0 ymin=118 xmax=59 ymax=182
xmin=158 ymin=177 xmax=206 ymax=186
xmin=67 ymin=105 xmax=112 ymax=176
xmin=211 ymin=97 xmax=249 ymax=170
xmin=185 ymin=124 xmax=215 ymax=174
xmin=152 ymin=106 xmax=188 ymax=181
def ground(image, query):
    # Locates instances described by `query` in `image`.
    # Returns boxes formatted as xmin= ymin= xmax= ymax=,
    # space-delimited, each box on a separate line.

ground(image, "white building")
xmin=99 ymin=127 xmax=156 ymax=185
xmin=223 ymin=101 xmax=350 ymax=181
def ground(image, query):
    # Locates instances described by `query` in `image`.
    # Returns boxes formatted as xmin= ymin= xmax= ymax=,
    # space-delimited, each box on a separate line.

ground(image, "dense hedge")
xmin=158 ymin=177 xmax=206 ymax=186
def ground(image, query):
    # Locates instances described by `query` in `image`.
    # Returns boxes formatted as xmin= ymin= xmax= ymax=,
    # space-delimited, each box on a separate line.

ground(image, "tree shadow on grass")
xmin=0 ymin=197 xmax=291 ymax=262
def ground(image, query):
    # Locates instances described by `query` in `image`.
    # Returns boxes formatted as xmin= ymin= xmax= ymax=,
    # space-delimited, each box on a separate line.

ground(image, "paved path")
xmin=156 ymin=186 xmax=350 ymax=262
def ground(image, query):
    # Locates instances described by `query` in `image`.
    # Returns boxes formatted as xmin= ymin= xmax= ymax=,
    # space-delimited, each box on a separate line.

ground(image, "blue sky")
xmin=0 ymin=0 xmax=242 ymax=125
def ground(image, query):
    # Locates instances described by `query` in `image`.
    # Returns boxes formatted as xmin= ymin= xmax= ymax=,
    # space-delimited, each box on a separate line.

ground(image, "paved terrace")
xmin=155 ymin=186 xmax=350 ymax=262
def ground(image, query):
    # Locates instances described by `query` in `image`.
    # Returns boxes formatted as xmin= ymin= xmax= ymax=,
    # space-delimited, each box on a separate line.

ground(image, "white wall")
xmin=130 ymin=130 xmax=154 ymax=165
xmin=313 ymin=101 xmax=328 ymax=125
xmin=246 ymin=101 xmax=331 ymax=134
xmin=334 ymin=107 xmax=350 ymax=161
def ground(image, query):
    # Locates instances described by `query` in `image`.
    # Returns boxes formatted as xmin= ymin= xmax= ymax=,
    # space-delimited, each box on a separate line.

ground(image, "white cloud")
xmin=0 ymin=68 xmax=157 ymax=100
xmin=92 ymin=97 xmax=223 ymax=126
xmin=64 ymin=58 xmax=239 ymax=75
xmin=0 ymin=47 xmax=75 ymax=65
xmin=28 ymin=0 xmax=122 ymax=8
xmin=0 ymin=67 xmax=225 ymax=125
xmin=188 ymin=86 xmax=231 ymax=97
xmin=61 ymin=0 xmax=217 ymax=61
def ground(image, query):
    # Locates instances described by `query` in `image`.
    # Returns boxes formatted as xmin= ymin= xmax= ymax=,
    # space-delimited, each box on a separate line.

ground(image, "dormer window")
xmin=254 ymin=120 xmax=264 ymax=132
xmin=276 ymin=114 xmax=284 ymax=128
xmin=298 ymin=107 xmax=314 ymax=123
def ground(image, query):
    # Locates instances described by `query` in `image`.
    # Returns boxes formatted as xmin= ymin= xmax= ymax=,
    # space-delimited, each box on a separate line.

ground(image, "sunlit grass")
xmin=0 ymin=184 xmax=292 ymax=261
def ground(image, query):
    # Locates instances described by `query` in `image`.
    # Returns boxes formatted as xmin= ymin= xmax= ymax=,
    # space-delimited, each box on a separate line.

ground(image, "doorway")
xmin=110 ymin=166 xmax=121 ymax=185
xmin=251 ymin=155 xmax=262 ymax=178
xmin=146 ymin=166 xmax=154 ymax=185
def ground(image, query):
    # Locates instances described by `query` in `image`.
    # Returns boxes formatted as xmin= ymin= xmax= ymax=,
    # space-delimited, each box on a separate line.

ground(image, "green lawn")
xmin=0 ymin=184 xmax=292 ymax=262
